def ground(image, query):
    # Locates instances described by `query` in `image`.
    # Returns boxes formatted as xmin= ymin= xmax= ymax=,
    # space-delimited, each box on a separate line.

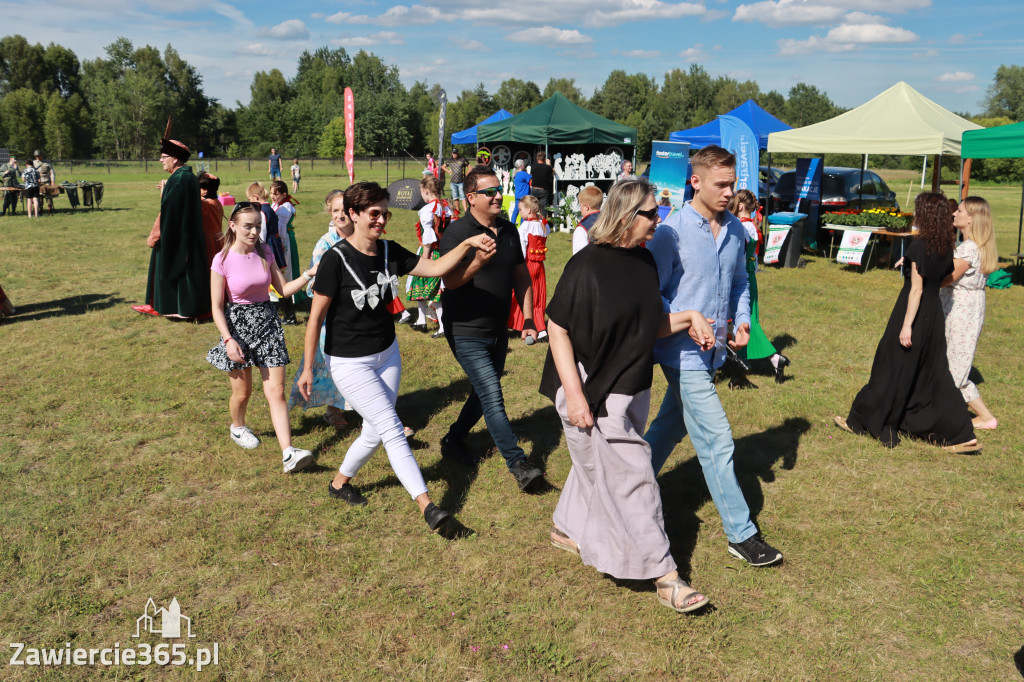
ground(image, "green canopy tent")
xmin=477 ymin=92 xmax=637 ymax=148
xmin=962 ymin=121 xmax=1024 ymax=263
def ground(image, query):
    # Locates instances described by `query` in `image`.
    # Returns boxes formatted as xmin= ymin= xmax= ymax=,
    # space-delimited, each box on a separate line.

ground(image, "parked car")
xmin=768 ymin=166 xmax=900 ymax=216
xmin=759 ymin=165 xmax=782 ymax=202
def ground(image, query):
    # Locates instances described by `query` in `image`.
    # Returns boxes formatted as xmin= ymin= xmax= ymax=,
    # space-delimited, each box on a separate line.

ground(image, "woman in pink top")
xmin=206 ymin=202 xmax=319 ymax=473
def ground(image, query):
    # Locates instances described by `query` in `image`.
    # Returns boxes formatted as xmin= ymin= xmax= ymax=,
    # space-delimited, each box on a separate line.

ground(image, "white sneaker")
xmin=230 ymin=425 xmax=260 ymax=450
xmin=282 ymin=446 xmax=314 ymax=473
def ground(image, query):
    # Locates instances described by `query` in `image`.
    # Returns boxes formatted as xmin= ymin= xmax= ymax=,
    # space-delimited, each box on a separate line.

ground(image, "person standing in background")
xmin=510 ymin=159 xmax=532 ymax=224
xmin=268 ymin=148 xmax=282 ymax=181
xmin=442 ymin=150 xmax=470 ymax=215
xmin=572 ymin=185 xmax=603 ymax=255
xmin=33 ymin=150 xmax=56 ymax=213
xmin=0 ymin=156 xmax=20 ymax=216
xmin=290 ymin=158 xmax=301 ymax=193
xmin=529 ymin=151 xmax=553 ymax=219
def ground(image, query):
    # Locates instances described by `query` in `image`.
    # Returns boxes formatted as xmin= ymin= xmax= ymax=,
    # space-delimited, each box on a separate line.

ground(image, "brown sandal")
xmin=324 ymin=411 xmax=349 ymax=428
xmin=654 ymin=576 xmax=710 ymax=614
xmin=833 ymin=416 xmax=855 ymax=433
xmin=942 ymin=441 xmax=981 ymax=454
xmin=549 ymin=526 xmax=581 ymax=557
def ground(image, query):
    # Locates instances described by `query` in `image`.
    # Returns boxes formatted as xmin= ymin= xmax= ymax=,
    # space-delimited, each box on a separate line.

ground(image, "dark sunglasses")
xmin=471 ymin=186 xmax=503 ymax=198
xmin=363 ymin=209 xmax=392 ymax=222
xmin=636 ymin=206 xmax=660 ymax=222
xmin=230 ymin=201 xmax=260 ymax=219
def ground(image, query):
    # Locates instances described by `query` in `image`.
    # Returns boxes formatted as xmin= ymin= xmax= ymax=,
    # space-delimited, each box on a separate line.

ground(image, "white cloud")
xmin=234 ymin=43 xmax=278 ymax=56
xmin=949 ymin=32 xmax=981 ymax=44
xmin=506 ymin=26 xmax=593 ymax=45
xmin=334 ymin=31 xmax=405 ymax=48
xmin=324 ymin=11 xmax=352 ymax=24
xmin=678 ymin=45 xmax=707 ymax=61
xmin=734 ymin=0 xmax=929 ymax=27
xmin=779 ymin=23 xmax=918 ymax=54
xmin=937 ymin=71 xmax=975 ymax=82
xmin=212 ymin=2 xmax=253 ymax=28
xmin=377 ymin=5 xmax=444 ymax=25
xmin=260 ymin=19 xmax=310 ymax=40
xmin=586 ymin=1 xmax=705 ymax=27
xmin=621 ymin=49 xmax=662 ymax=58
xmin=913 ymin=48 xmax=940 ymax=59
xmin=463 ymin=40 xmax=489 ymax=52
xmin=953 ymin=85 xmax=980 ymax=94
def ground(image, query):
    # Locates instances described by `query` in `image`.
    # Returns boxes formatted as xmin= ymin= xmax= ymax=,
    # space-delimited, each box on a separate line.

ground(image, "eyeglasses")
xmin=636 ymin=206 xmax=661 ymax=222
xmin=230 ymin=201 xmax=260 ymax=219
xmin=364 ymin=209 xmax=392 ymax=222
xmin=470 ymin=186 xmax=503 ymax=198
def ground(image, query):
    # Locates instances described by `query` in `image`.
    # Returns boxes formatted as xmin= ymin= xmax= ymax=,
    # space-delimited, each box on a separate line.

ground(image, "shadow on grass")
xmin=657 ymin=416 xmax=810 ymax=579
xmin=4 ymin=293 xmax=127 ymax=323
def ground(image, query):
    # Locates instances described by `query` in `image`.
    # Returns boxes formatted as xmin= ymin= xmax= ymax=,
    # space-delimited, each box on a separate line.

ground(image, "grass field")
xmin=1 ymin=162 xmax=1022 ymax=680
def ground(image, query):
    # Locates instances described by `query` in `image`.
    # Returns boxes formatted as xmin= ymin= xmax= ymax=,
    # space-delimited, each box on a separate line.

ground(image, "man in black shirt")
xmin=438 ymin=165 xmax=544 ymax=491
xmin=529 ymin=151 xmax=554 ymax=219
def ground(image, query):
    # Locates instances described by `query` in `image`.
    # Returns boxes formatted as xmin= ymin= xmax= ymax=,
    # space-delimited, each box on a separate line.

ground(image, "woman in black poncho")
xmin=538 ymin=178 xmax=716 ymax=614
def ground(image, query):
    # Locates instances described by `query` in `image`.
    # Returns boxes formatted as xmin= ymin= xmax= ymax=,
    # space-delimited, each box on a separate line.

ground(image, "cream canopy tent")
xmin=767 ymin=81 xmax=982 ymax=156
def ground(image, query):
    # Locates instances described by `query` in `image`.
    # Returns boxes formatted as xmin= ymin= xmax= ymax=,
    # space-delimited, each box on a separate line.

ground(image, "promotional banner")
xmin=794 ymin=157 xmax=822 ymax=243
xmin=344 ymin=87 xmax=355 ymax=184
xmin=763 ymin=226 xmax=791 ymax=264
xmin=437 ymin=89 xmax=447 ymax=162
xmin=387 ymin=179 xmax=427 ymax=211
xmin=719 ymin=115 xmax=759 ymax=201
xmin=836 ymin=229 xmax=873 ymax=265
xmin=649 ymin=140 xmax=690 ymax=208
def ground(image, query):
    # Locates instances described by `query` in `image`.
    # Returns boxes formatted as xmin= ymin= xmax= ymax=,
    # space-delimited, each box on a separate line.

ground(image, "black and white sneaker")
xmin=282 ymin=446 xmax=314 ymax=473
xmin=328 ymin=481 xmax=368 ymax=506
xmin=509 ymin=460 xmax=543 ymax=491
xmin=728 ymin=534 xmax=783 ymax=567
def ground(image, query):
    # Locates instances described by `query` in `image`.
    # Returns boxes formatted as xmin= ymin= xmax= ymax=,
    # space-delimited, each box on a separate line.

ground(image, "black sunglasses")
xmin=230 ymin=201 xmax=260 ymax=219
xmin=470 ymin=186 xmax=503 ymax=198
xmin=636 ymin=206 xmax=660 ymax=221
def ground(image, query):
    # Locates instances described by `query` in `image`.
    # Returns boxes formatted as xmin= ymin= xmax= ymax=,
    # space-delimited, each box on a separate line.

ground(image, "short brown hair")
xmin=577 ymin=185 xmax=604 ymax=210
xmin=464 ymin=165 xmax=498 ymax=195
xmin=691 ymin=145 xmax=735 ymax=176
xmin=344 ymin=181 xmax=389 ymax=215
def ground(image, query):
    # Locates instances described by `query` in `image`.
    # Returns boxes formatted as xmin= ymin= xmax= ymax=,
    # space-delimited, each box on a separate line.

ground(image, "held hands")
xmin=565 ymin=391 xmax=594 ymax=429
xmin=728 ymin=322 xmax=750 ymax=350
xmin=688 ymin=314 xmax=716 ymax=351
xmin=899 ymin=324 xmax=913 ymax=348
xmin=466 ymin=234 xmax=496 ymax=253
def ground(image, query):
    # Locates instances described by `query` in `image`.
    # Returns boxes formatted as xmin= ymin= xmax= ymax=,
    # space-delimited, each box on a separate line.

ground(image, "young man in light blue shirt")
xmin=644 ymin=145 xmax=783 ymax=567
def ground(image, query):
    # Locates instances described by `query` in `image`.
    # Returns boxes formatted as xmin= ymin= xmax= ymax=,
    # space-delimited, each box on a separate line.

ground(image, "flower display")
xmin=823 ymin=208 xmax=913 ymax=232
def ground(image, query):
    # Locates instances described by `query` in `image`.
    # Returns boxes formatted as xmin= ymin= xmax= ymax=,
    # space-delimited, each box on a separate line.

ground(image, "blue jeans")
xmin=450 ymin=182 xmax=465 ymax=201
xmin=644 ymin=366 xmax=756 ymax=544
xmin=447 ymin=334 xmax=525 ymax=469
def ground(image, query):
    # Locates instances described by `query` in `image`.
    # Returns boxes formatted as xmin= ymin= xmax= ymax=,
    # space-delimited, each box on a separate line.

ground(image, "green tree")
xmin=785 ymin=83 xmax=837 ymax=127
xmin=43 ymin=91 xmax=88 ymax=159
xmin=0 ymin=35 xmax=47 ymax=95
xmin=713 ymin=78 xmax=761 ymax=115
xmin=0 ymin=88 xmax=46 ymax=155
xmin=542 ymin=77 xmax=584 ymax=104
xmin=591 ymin=71 xmax=657 ymax=123
xmin=984 ymin=64 xmax=1024 ymax=121
xmin=493 ymin=78 xmax=541 ymax=114
xmin=317 ymin=115 xmax=348 ymax=157
xmin=760 ymin=90 xmax=788 ymax=121
xmin=656 ymin=65 xmax=717 ymax=131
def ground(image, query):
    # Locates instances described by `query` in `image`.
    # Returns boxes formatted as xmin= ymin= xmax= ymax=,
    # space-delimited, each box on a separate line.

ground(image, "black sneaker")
xmin=423 ymin=502 xmax=450 ymax=531
xmin=280 ymin=313 xmax=299 ymax=326
xmin=728 ymin=534 xmax=783 ymax=567
xmin=328 ymin=481 xmax=368 ymax=506
xmin=440 ymin=435 xmax=478 ymax=466
xmin=509 ymin=460 xmax=543 ymax=491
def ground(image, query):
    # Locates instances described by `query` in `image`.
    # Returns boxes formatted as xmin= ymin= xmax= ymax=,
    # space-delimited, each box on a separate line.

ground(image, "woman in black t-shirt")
xmin=298 ymin=182 xmax=495 ymax=533
xmin=539 ymin=178 xmax=715 ymax=613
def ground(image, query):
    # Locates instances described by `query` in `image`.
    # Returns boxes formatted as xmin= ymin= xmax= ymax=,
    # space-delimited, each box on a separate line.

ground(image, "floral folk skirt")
xmin=207 ymin=301 xmax=289 ymax=371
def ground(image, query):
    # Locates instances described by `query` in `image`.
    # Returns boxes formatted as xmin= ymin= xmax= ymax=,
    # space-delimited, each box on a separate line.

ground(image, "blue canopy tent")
xmin=669 ymin=99 xmax=791 ymax=150
xmin=450 ymin=109 xmax=514 ymax=145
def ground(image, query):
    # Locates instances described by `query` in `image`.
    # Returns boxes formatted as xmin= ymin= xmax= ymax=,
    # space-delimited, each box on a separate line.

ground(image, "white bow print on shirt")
xmin=333 ymin=240 xmax=395 ymax=311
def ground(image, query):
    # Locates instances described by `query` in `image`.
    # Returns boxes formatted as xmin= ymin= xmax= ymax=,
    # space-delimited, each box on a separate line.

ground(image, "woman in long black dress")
xmin=835 ymin=192 xmax=978 ymax=452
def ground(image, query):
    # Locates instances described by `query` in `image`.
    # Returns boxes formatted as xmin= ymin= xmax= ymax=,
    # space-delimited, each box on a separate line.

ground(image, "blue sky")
xmin=3 ymin=0 xmax=1022 ymax=116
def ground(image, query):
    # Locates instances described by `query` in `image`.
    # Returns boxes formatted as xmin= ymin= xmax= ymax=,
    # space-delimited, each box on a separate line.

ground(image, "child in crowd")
xmin=572 ymin=185 xmax=603 ymax=255
xmin=407 ymin=175 xmax=453 ymax=338
xmin=246 ymin=182 xmax=285 ymax=271
xmin=728 ymin=189 xmax=790 ymax=382
xmin=290 ymin=159 xmax=301 ymax=193
xmin=270 ymin=180 xmax=304 ymax=322
xmin=207 ymin=202 xmax=318 ymax=472
xmin=426 ymin=152 xmax=438 ymax=178
xmin=289 ymin=189 xmax=352 ymax=427
xmin=508 ymin=195 xmax=549 ymax=340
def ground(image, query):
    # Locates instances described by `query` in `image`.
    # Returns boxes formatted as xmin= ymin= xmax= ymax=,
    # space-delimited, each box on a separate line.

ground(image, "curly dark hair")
xmin=913 ymin=192 xmax=954 ymax=257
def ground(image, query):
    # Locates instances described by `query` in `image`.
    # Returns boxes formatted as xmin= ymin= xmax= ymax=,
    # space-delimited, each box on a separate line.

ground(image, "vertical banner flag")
xmin=344 ymin=87 xmax=355 ymax=183
xmin=649 ymin=140 xmax=690 ymax=208
xmin=437 ymin=89 xmax=447 ymax=162
xmin=719 ymin=115 xmax=759 ymax=201
xmin=794 ymin=157 xmax=822 ymax=245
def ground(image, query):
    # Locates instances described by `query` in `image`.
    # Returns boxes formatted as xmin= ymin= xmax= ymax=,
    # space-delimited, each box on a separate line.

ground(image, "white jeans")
xmin=327 ymin=340 xmax=428 ymax=499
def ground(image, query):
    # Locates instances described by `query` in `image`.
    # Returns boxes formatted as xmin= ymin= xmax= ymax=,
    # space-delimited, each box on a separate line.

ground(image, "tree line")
xmin=1 ymin=34 xmax=1022 ymax=181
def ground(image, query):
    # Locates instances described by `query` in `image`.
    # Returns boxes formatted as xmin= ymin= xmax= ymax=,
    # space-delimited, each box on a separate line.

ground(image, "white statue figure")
xmin=552 ymin=157 xmax=564 ymax=179
xmin=587 ymin=152 xmax=622 ymax=179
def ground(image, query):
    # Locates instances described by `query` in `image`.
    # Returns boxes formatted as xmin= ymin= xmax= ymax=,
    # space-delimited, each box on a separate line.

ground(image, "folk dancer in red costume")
xmin=508 ymin=195 xmax=549 ymax=341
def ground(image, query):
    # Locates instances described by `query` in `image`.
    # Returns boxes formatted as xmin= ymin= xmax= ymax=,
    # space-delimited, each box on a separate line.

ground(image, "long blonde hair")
xmin=962 ymin=196 xmax=998 ymax=275
xmin=589 ymin=178 xmax=655 ymax=246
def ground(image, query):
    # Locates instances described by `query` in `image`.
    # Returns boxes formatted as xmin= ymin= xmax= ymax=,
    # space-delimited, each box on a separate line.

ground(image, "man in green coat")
xmin=133 ymin=138 xmax=210 ymax=318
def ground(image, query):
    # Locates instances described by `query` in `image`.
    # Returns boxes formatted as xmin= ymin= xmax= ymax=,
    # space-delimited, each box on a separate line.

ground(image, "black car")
xmin=768 ymin=167 xmax=899 ymax=216
xmin=759 ymin=165 xmax=782 ymax=201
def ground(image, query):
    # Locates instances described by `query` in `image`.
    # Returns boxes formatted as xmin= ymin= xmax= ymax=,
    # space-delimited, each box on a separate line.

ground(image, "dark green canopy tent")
xmin=962 ymin=122 xmax=1024 ymax=262
xmin=477 ymin=92 xmax=636 ymax=147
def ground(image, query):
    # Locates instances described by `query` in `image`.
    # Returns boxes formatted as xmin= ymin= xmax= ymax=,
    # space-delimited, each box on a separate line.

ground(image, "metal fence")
xmin=38 ymin=156 xmax=419 ymax=178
